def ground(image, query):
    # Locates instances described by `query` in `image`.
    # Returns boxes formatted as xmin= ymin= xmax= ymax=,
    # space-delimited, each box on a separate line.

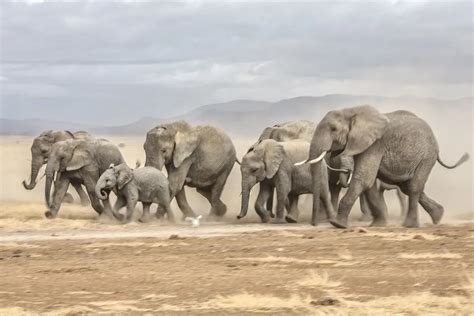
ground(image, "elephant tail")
xmin=437 ymin=153 xmax=470 ymax=169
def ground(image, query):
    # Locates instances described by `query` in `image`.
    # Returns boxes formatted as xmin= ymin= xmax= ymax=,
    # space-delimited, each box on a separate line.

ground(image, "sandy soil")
xmin=0 ymin=222 xmax=473 ymax=315
xmin=1 ymin=135 xmax=473 ymax=315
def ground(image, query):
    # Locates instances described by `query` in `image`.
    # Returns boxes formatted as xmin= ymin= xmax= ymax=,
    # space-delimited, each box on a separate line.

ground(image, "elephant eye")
xmin=251 ymin=168 xmax=259 ymax=173
xmin=161 ymin=148 xmax=167 ymax=153
xmin=330 ymin=125 xmax=337 ymax=132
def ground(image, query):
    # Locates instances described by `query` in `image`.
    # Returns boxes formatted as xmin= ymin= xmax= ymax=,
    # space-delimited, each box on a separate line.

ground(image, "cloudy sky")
xmin=0 ymin=1 xmax=472 ymax=125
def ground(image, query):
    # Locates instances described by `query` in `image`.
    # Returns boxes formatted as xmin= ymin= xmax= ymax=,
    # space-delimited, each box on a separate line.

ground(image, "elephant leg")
xmin=45 ymin=175 xmax=70 ymax=219
xmin=254 ymin=184 xmax=272 ymax=223
xmin=396 ymin=187 xmax=408 ymax=220
xmin=124 ymin=198 xmax=138 ymax=223
xmin=139 ymin=202 xmax=153 ymax=223
xmin=329 ymin=184 xmax=341 ymax=211
xmin=209 ymin=168 xmax=231 ymax=218
xmin=329 ymin=180 xmax=366 ymax=228
xmin=403 ymin=192 xmax=421 ymax=228
xmin=113 ymin=195 xmax=127 ymax=218
xmin=358 ymin=194 xmax=373 ymax=222
xmin=82 ymin=178 xmax=105 ymax=218
xmin=175 ymin=188 xmax=197 ymax=218
xmin=320 ymin=178 xmax=335 ymax=221
xmin=196 ymin=187 xmax=215 ymax=219
xmin=364 ymin=184 xmax=388 ymax=227
xmin=273 ymin=174 xmax=290 ymax=224
xmin=266 ymin=188 xmax=275 ymax=218
xmin=418 ymin=192 xmax=444 ymax=225
xmin=71 ymin=182 xmax=90 ymax=207
xmin=285 ymin=195 xmax=299 ymax=223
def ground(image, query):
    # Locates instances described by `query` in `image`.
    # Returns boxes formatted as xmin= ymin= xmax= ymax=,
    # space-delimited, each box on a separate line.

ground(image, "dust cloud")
xmin=0 ymin=106 xmax=472 ymax=232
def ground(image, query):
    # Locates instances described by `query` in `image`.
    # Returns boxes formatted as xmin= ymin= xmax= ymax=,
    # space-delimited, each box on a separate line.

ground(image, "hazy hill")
xmin=1 ymin=95 xmax=472 ymax=137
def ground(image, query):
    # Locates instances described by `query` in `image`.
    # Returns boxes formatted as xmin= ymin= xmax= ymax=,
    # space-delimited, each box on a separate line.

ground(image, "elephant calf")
xmin=237 ymin=139 xmax=334 ymax=224
xmin=95 ymin=163 xmax=174 ymax=223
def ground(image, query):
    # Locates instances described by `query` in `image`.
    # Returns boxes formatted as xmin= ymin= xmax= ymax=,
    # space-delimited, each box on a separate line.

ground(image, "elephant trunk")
xmin=237 ymin=187 xmax=251 ymax=219
xmin=338 ymin=154 xmax=354 ymax=188
xmin=23 ymin=157 xmax=43 ymax=190
xmin=44 ymin=159 xmax=58 ymax=208
xmin=95 ymin=180 xmax=109 ymax=200
xmin=145 ymin=156 xmax=164 ymax=171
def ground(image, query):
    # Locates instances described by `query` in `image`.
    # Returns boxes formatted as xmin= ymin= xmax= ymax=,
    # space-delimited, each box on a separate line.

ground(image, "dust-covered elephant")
xmin=23 ymin=130 xmax=92 ymax=205
xmin=237 ymin=139 xmax=333 ymax=224
xmin=300 ymin=105 xmax=469 ymax=228
xmin=44 ymin=138 xmax=124 ymax=219
xmin=144 ymin=121 xmax=236 ymax=220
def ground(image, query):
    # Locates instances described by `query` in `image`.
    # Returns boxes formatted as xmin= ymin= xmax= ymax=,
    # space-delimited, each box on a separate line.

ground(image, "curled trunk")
xmin=23 ymin=158 xmax=43 ymax=190
xmin=95 ymin=183 xmax=108 ymax=200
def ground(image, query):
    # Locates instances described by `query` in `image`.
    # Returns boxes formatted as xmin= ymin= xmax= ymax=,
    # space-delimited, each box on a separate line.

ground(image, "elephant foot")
xmin=80 ymin=199 xmax=90 ymax=207
xmin=62 ymin=193 xmax=74 ymax=204
xmin=329 ymin=217 xmax=348 ymax=229
xmin=358 ymin=213 xmax=373 ymax=222
xmin=206 ymin=213 xmax=223 ymax=222
xmin=310 ymin=219 xmax=318 ymax=227
xmin=44 ymin=210 xmax=57 ymax=219
xmin=427 ymin=207 xmax=444 ymax=225
xmin=285 ymin=214 xmax=298 ymax=223
xmin=259 ymin=215 xmax=270 ymax=223
xmin=139 ymin=215 xmax=153 ymax=223
xmin=369 ymin=219 xmax=387 ymax=227
xmin=268 ymin=211 xmax=275 ymax=218
xmin=402 ymin=219 xmax=420 ymax=228
xmin=272 ymin=217 xmax=286 ymax=224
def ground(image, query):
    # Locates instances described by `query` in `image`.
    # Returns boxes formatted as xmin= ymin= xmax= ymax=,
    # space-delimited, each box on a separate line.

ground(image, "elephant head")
xmin=144 ymin=121 xmax=199 ymax=170
xmin=304 ymin=105 xmax=388 ymax=191
xmin=95 ymin=163 xmax=133 ymax=200
xmin=44 ymin=140 xmax=92 ymax=207
xmin=23 ymin=130 xmax=75 ymax=190
xmin=237 ymin=140 xmax=284 ymax=219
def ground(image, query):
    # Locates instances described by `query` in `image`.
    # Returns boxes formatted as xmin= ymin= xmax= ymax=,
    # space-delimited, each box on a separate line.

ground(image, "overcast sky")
xmin=0 ymin=1 xmax=472 ymax=125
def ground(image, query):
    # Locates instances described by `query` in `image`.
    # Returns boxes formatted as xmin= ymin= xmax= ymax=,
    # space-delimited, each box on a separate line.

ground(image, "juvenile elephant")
xmin=44 ymin=138 xmax=125 ymax=219
xmin=144 ymin=121 xmax=236 ymax=219
xmin=95 ymin=163 xmax=174 ymax=223
xmin=300 ymin=106 xmax=469 ymax=228
xmin=23 ymin=130 xmax=92 ymax=205
xmin=237 ymin=139 xmax=333 ymax=224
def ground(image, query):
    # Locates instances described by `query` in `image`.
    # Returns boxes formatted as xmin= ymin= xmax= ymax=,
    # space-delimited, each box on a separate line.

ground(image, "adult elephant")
xmin=144 ymin=121 xmax=236 ymax=219
xmin=44 ymin=138 xmax=125 ymax=219
xmin=23 ymin=130 xmax=92 ymax=205
xmin=300 ymin=105 xmax=469 ymax=228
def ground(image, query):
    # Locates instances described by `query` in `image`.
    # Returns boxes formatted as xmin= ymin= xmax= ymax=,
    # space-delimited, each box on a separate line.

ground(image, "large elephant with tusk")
xmin=298 ymin=106 xmax=469 ymax=228
xmin=23 ymin=130 xmax=93 ymax=206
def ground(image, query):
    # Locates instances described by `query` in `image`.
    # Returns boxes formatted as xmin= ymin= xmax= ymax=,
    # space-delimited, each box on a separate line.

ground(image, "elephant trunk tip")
xmin=22 ymin=179 xmax=36 ymax=190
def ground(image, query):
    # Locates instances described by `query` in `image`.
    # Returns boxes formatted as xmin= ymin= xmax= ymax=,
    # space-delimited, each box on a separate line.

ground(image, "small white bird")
xmin=185 ymin=215 xmax=202 ymax=228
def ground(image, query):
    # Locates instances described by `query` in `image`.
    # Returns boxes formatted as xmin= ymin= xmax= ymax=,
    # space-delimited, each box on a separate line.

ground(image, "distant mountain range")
xmin=1 ymin=94 xmax=472 ymax=137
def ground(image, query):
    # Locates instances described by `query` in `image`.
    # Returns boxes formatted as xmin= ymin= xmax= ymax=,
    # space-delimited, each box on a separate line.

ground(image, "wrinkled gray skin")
xmin=305 ymin=105 xmax=469 ymax=228
xmin=238 ymin=140 xmax=334 ymax=224
xmin=44 ymin=138 xmax=125 ymax=219
xmin=95 ymin=164 xmax=174 ymax=223
xmin=144 ymin=121 xmax=236 ymax=219
xmin=257 ymin=120 xmax=406 ymax=222
xmin=23 ymin=130 xmax=92 ymax=206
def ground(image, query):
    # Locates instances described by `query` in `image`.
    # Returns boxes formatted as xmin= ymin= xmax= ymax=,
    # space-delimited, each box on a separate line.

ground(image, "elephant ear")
xmin=344 ymin=106 xmax=389 ymax=156
xmin=173 ymin=131 xmax=199 ymax=168
xmin=258 ymin=127 xmax=274 ymax=141
xmin=264 ymin=141 xmax=284 ymax=179
xmin=66 ymin=142 xmax=92 ymax=171
xmin=40 ymin=130 xmax=54 ymax=141
xmin=115 ymin=166 xmax=133 ymax=190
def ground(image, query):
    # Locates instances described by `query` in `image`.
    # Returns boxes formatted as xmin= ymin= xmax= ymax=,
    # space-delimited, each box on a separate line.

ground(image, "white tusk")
xmin=347 ymin=172 xmax=353 ymax=185
xmin=294 ymin=151 xmax=327 ymax=166
xmin=307 ymin=151 xmax=327 ymax=164
xmin=294 ymin=160 xmax=307 ymax=166
xmin=326 ymin=164 xmax=350 ymax=173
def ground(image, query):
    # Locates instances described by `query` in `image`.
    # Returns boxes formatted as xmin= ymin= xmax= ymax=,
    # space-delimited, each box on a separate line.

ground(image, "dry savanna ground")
xmin=0 ymin=136 xmax=473 ymax=315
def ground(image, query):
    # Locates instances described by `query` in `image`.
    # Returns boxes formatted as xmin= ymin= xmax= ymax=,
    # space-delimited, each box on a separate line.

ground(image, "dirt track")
xmin=1 ymin=221 xmax=473 ymax=315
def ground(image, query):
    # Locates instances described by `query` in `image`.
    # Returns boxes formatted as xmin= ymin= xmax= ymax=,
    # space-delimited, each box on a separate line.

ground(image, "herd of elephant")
xmin=22 ymin=105 xmax=469 ymax=229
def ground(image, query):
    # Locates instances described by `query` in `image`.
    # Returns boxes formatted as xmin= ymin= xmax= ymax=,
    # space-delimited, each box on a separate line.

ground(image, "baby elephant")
xmin=95 ymin=163 xmax=174 ymax=223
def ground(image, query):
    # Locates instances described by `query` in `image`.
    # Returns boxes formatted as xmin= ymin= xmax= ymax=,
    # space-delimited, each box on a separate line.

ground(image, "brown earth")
xmin=0 ymin=223 xmax=473 ymax=315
